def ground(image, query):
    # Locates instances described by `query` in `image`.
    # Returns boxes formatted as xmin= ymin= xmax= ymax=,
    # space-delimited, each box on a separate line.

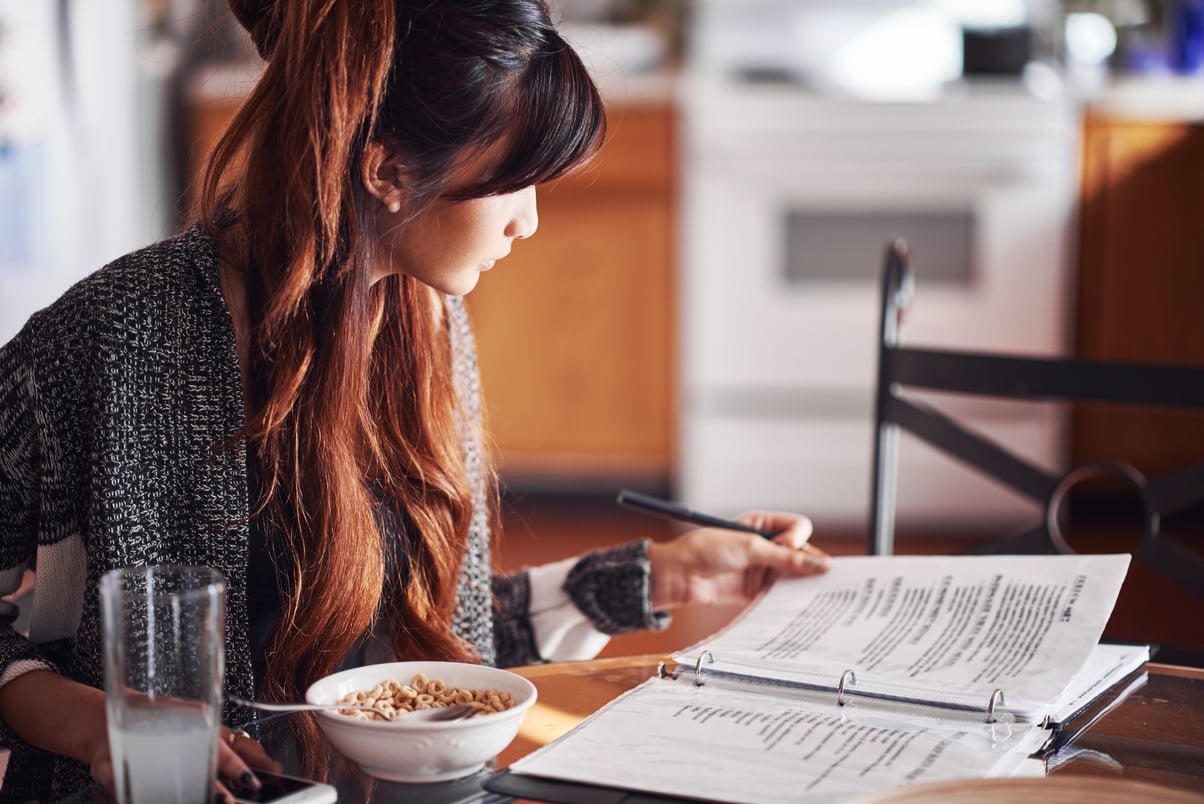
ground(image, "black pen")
xmin=616 ymin=489 xmax=776 ymax=540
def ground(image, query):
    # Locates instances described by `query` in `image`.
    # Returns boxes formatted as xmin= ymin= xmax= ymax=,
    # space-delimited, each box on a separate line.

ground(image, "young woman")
xmin=0 ymin=1 xmax=828 ymax=799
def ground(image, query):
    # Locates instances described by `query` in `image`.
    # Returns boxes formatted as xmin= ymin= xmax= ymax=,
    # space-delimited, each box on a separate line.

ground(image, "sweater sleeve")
xmin=491 ymin=569 xmax=540 ymax=667
xmin=491 ymin=540 xmax=670 ymax=668
xmin=564 ymin=539 xmax=670 ymax=635
xmin=0 ymin=328 xmax=62 ymax=737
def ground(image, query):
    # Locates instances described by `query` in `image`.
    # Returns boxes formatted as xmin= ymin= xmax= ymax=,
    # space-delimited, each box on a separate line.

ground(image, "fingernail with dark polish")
xmin=240 ymin=770 xmax=260 ymax=789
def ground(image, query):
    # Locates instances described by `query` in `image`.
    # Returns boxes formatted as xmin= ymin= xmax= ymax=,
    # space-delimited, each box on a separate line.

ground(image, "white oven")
xmin=677 ymin=78 xmax=1080 ymax=529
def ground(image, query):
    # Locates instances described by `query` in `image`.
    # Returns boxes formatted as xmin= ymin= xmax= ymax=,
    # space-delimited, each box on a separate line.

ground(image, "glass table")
xmin=65 ymin=655 xmax=1204 ymax=802
xmin=491 ymin=655 xmax=1204 ymax=802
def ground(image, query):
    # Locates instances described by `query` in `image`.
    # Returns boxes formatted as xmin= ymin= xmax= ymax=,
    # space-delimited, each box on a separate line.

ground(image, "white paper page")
xmin=1044 ymin=642 xmax=1149 ymax=724
xmin=677 ymin=554 xmax=1130 ymax=716
xmin=511 ymin=678 xmax=1049 ymax=804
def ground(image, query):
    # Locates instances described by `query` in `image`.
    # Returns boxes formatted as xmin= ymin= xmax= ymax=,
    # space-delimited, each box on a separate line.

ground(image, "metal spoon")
xmin=230 ymin=696 xmax=476 ymax=722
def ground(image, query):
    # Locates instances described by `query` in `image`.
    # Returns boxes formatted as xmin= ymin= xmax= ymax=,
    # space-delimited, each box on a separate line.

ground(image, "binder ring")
xmin=837 ymin=669 xmax=857 ymax=707
xmin=986 ymin=689 xmax=1005 ymax=723
xmin=694 ymin=651 xmax=715 ymax=686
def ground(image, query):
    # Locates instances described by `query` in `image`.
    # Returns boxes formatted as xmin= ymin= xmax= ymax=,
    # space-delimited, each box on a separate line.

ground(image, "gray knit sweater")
xmin=0 ymin=223 xmax=663 ymax=801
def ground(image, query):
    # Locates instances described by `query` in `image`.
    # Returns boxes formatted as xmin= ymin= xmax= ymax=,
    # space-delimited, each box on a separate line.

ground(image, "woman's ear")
xmin=361 ymin=141 xmax=404 ymax=214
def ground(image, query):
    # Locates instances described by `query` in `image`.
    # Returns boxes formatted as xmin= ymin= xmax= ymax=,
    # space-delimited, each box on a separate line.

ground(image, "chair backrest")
xmin=868 ymin=239 xmax=1204 ymax=602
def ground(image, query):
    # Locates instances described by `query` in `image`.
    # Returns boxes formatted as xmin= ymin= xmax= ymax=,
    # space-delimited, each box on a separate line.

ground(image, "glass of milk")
xmin=100 ymin=565 xmax=226 ymax=804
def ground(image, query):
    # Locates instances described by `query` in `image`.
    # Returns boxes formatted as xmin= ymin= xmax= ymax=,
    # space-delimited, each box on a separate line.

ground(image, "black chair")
xmin=867 ymin=238 xmax=1204 ymax=604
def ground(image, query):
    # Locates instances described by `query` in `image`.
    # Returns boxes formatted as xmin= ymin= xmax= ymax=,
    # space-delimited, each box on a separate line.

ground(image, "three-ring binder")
xmin=661 ymin=653 xmax=1012 ymax=723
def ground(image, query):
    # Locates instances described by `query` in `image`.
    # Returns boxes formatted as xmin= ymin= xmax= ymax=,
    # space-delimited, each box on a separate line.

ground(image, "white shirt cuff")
xmin=0 ymin=658 xmax=56 ymax=689
xmin=527 ymin=557 xmax=611 ymax=662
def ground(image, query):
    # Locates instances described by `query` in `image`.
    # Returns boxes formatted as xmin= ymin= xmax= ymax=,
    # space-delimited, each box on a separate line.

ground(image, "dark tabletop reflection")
xmin=246 ymin=714 xmax=507 ymax=804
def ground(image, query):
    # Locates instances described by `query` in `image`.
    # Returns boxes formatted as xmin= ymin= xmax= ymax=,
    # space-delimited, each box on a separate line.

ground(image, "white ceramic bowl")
xmin=304 ymin=660 xmax=537 ymax=782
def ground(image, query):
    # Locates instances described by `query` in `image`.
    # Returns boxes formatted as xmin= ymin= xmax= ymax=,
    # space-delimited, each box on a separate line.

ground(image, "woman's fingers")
xmin=89 ymin=755 xmax=115 ymax=795
xmin=743 ymin=534 xmax=828 ymax=576
xmin=216 ymin=779 xmax=237 ymax=804
xmin=736 ymin=511 xmax=814 ymax=548
xmin=732 ymin=511 xmax=827 ymax=574
xmin=789 ymin=538 xmax=829 ymax=561
xmin=650 ymin=509 xmax=829 ymax=608
xmin=217 ymin=727 xmax=272 ymax=797
xmin=89 ymin=724 xmax=282 ymax=801
xmin=231 ymin=729 xmax=285 ymax=774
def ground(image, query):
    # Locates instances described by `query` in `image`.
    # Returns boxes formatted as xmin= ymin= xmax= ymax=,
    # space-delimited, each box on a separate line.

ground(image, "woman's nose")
xmin=506 ymin=186 xmax=538 ymax=240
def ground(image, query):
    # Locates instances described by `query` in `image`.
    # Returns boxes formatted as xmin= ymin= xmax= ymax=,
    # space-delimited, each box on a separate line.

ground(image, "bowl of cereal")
xmin=304 ymin=660 xmax=537 ymax=782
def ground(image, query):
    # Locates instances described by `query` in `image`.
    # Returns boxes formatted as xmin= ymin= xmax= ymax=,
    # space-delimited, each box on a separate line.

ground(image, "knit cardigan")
xmin=0 ymin=223 xmax=663 ymax=801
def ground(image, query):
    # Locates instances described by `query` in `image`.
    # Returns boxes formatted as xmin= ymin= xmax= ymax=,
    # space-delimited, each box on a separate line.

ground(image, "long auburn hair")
xmin=200 ymin=0 xmax=604 ymax=727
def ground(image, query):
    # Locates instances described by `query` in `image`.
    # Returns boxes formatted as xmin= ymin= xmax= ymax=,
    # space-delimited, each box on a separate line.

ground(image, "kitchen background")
xmin=1 ymin=0 xmax=1202 ymax=658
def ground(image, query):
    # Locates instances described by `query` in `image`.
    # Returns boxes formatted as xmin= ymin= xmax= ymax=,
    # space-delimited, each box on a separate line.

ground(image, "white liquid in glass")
xmin=109 ymin=704 xmax=215 ymax=804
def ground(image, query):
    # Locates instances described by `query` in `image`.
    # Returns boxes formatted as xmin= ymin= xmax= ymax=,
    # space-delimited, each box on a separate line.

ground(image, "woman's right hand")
xmin=91 ymin=723 xmax=285 ymax=802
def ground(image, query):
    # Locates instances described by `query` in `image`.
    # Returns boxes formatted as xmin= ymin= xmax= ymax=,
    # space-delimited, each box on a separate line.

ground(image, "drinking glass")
xmin=100 ymin=565 xmax=226 ymax=804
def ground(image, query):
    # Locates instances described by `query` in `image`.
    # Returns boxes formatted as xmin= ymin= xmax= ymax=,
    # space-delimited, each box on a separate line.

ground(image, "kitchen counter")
xmin=186 ymin=52 xmax=677 ymax=110
xmin=1085 ymin=75 xmax=1204 ymax=122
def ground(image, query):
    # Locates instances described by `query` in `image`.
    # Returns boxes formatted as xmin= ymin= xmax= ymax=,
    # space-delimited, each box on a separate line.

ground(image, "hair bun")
xmin=228 ymin=0 xmax=281 ymax=60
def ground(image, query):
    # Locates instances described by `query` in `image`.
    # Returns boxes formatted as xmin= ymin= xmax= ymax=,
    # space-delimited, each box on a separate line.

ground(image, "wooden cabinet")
xmin=1072 ymin=112 xmax=1204 ymax=476
xmin=189 ymin=99 xmax=240 ymax=179
xmin=183 ymin=64 xmax=255 ymax=207
xmin=465 ymin=105 xmax=677 ymax=486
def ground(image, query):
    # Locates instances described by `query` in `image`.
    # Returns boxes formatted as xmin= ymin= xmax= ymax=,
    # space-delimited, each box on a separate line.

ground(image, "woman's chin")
xmin=406 ymin=272 xmax=483 ymax=297
xmin=450 ymin=274 xmax=484 ymax=296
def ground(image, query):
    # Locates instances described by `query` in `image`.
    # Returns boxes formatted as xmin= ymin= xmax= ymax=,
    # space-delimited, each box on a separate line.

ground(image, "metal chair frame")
xmin=868 ymin=239 xmax=1204 ymax=601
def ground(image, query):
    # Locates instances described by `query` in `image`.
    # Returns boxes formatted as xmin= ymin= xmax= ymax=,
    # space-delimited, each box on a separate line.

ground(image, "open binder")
xmin=492 ymin=554 xmax=1149 ymax=804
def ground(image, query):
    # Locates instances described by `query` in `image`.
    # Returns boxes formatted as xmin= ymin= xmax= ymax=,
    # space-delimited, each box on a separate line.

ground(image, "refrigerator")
xmin=0 ymin=0 xmax=191 ymax=343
